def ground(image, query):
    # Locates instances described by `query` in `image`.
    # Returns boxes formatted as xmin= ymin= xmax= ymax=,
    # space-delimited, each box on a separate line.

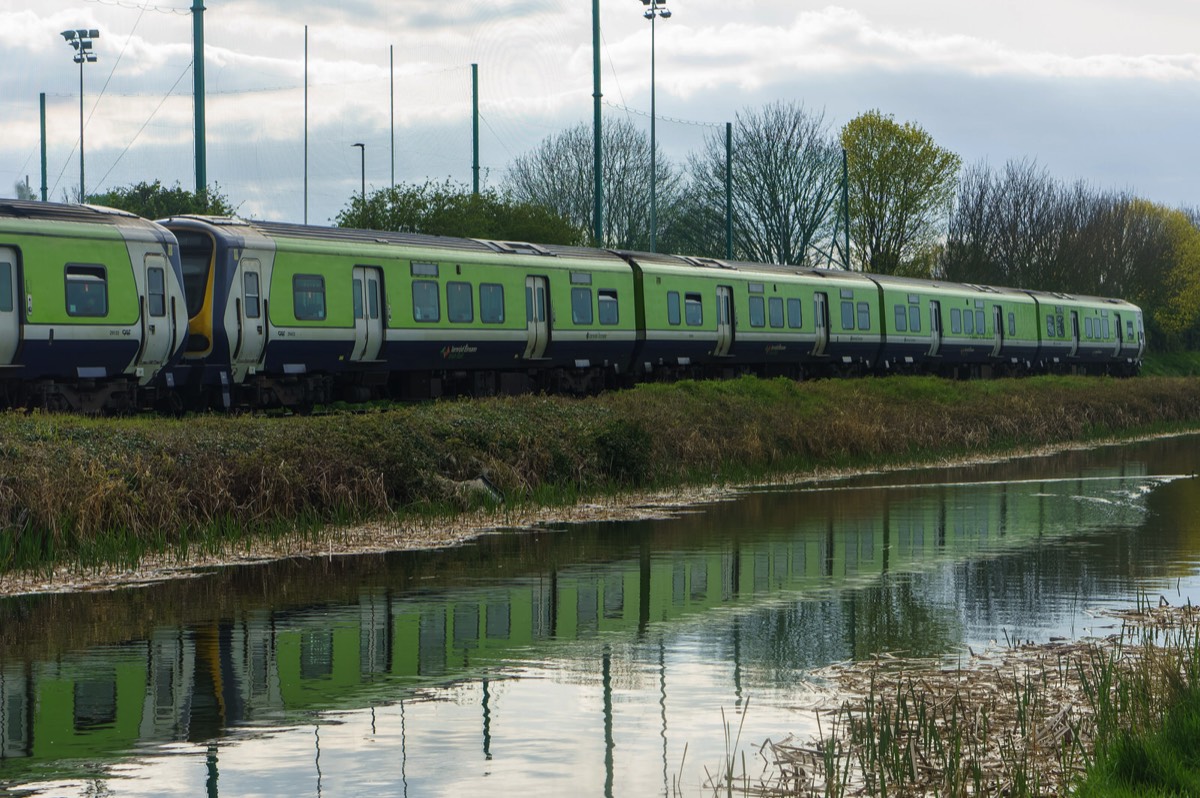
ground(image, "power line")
xmin=602 ymin=99 xmax=723 ymax=129
xmin=94 ymin=62 xmax=193 ymax=191
xmin=83 ymin=0 xmax=191 ymax=16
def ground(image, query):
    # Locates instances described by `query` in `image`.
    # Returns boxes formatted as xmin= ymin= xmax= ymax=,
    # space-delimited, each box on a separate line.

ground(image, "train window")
xmin=787 ymin=298 xmax=802 ymax=329
xmin=684 ymin=293 xmax=703 ymax=326
xmin=448 ymin=281 xmax=474 ymax=323
xmin=571 ymin=287 xmax=593 ymax=325
xmin=1083 ymin=317 xmax=1093 ymax=339
xmin=857 ymin=302 xmax=871 ymax=331
xmin=767 ymin=297 xmax=784 ymax=328
xmin=1103 ymin=318 xmax=1111 ymax=339
xmin=894 ymin=305 xmax=907 ymax=332
xmin=1008 ymin=312 xmax=1016 ymax=336
xmin=293 ymin=274 xmax=326 ymax=321
xmin=368 ymin=279 xmax=380 ymax=320
xmin=243 ymin=271 xmax=260 ymax=319
xmin=908 ymin=305 xmax=921 ymax=333
xmin=1057 ymin=316 xmax=1066 ymax=337
xmin=975 ymin=310 xmax=985 ymax=335
xmin=412 ymin=280 xmax=440 ymax=322
xmin=841 ymin=301 xmax=855 ymax=330
xmin=963 ymin=309 xmax=975 ymax=335
xmin=598 ymin=289 xmax=619 ymax=325
xmin=749 ymin=296 xmax=766 ymax=328
xmin=480 ymin=283 xmax=505 ymax=324
xmin=149 ymin=267 xmax=167 ymax=318
xmin=1046 ymin=315 xmax=1055 ymax=337
xmin=0 ymin=262 xmax=11 ymax=312
xmin=667 ymin=291 xmax=681 ymax=326
xmin=353 ymin=278 xmax=365 ymax=320
xmin=65 ymin=264 xmax=108 ymax=317
xmin=950 ymin=308 xmax=962 ymax=334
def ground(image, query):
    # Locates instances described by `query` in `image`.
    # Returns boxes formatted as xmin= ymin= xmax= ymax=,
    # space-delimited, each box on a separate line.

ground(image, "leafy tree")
xmin=504 ymin=117 xmax=682 ymax=249
xmin=12 ymin=181 xmax=35 ymax=201
xmin=842 ymin=111 xmax=960 ymax=276
xmin=88 ymin=181 xmax=235 ymax=218
xmin=679 ymin=101 xmax=842 ymax=265
xmin=335 ymin=180 xmax=581 ymax=245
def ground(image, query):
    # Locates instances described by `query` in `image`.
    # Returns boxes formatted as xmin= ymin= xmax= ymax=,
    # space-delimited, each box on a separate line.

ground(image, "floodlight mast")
xmin=61 ymin=28 xmax=99 ymax=202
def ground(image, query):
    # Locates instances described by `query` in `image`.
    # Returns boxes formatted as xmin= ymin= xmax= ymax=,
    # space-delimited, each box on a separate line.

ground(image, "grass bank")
xmin=2 ymin=374 xmax=1200 ymax=574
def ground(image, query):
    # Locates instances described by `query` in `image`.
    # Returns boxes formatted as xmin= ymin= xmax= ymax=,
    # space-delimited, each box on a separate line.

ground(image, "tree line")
xmin=63 ymin=101 xmax=1200 ymax=350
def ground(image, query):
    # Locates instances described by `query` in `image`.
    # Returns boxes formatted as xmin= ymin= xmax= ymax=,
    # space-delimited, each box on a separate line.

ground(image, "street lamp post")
xmin=640 ymin=0 xmax=670 ymax=252
xmin=352 ymin=143 xmax=366 ymax=206
xmin=61 ymin=28 xmax=99 ymax=203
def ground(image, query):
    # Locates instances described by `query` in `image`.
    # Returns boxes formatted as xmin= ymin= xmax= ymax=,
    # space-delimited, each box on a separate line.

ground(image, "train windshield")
xmin=173 ymin=229 xmax=214 ymax=318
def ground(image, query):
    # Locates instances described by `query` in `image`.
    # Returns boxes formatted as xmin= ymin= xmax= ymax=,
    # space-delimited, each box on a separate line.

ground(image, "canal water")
xmin=3 ymin=435 xmax=1200 ymax=797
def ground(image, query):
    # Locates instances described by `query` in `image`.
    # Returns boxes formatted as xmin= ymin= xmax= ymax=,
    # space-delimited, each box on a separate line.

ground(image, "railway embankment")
xmin=2 ymin=374 xmax=1200 ymax=583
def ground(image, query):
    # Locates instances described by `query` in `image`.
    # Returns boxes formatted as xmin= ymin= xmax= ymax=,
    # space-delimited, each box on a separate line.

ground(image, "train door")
xmin=928 ymin=300 xmax=942 ymax=357
xmin=0 ymin=248 xmax=18 ymax=365
xmin=233 ymin=258 xmax=267 ymax=370
xmin=812 ymin=292 xmax=829 ymax=356
xmin=1112 ymin=312 xmax=1124 ymax=357
xmin=524 ymin=275 xmax=549 ymax=359
xmin=138 ymin=253 xmax=174 ymax=373
xmin=714 ymin=285 xmax=733 ymax=357
xmin=350 ymin=266 xmax=384 ymax=361
xmin=991 ymin=305 xmax=1004 ymax=357
xmin=1069 ymin=311 xmax=1080 ymax=357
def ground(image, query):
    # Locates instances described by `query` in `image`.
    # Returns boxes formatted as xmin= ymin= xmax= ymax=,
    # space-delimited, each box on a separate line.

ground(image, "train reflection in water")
xmin=0 ymin=450 xmax=1172 ymax=790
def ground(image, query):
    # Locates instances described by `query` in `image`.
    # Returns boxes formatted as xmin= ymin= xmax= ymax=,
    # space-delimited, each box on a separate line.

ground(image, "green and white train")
xmin=0 ymin=200 xmax=1145 ymax=412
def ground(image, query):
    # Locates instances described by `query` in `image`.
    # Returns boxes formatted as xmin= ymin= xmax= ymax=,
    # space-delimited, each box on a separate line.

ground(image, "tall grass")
xmin=2 ymin=375 xmax=1200 ymax=574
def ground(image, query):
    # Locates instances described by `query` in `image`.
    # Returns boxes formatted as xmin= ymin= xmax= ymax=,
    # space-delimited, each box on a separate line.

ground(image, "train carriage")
xmin=0 ymin=201 xmax=188 ymax=412
xmin=1027 ymin=291 xmax=1145 ymax=375
xmin=909 ymin=281 xmax=1043 ymax=377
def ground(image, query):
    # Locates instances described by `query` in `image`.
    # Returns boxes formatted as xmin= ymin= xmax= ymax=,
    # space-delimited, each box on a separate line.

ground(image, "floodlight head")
xmin=88 ymin=29 xmax=100 ymax=39
xmin=660 ymin=8 xmax=672 ymax=17
xmin=61 ymin=30 xmax=77 ymax=41
xmin=644 ymin=9 xmax=653 ymax=18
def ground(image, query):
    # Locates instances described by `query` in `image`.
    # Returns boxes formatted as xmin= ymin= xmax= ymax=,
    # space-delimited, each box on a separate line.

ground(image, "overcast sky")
xmin=3 ymin=0 xmax=1199 ymax=226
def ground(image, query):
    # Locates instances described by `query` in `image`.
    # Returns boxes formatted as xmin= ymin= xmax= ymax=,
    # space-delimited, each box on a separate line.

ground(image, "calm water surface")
xmin=3 ymin=435 xmax=1200 ymax=796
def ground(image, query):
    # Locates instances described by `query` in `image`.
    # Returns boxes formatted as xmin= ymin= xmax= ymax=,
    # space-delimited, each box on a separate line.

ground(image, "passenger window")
xmin=951 ymin=308 xmax=962 ymax=334
xmin=1103 ymin=318 xmax=1111 ymax=339
xmin=975 ymin=310 xmax=985 ymax=334
xmin=571 ymin=287 xmax=593 ymax=325
xmin=1046 ymin=315 xmax=1055 ymax=337
xmin=1084 ymin=317 xmax=1093 ymax=339
xmin=598 ymin=289 xmax=619 ymax=325
xmin=908 ymin=305 xmax=921 ymax=333
xmin=667 ymin=291 xmax=681 ymax=326
xmin=894 ymin=305 xmax=907 ymax=332
xmin=768 ymin=297 xmax=784 ymax=328
xmin=480 ymin=283 xmax=504 ymax=324
xmin=293 ymin=274 xmax=325 ymax=321
xmin=963 ymin=310 xmax=975 ymax=335
xmin=0 ymin=262 xmax=11 ymax=312
xmin=448 ymin=281 xmax=474 ymax=323
xmin=786 ymin=298 xmax=802 ymax=329
xmin=1057 ymin=316 xmax=1065 ymax=338
xmin=1008 ymin=312 xmax=1016 ymax=336
xmin=412 ymin=279 xmax=439 ymax=322
xmin=66 ymin=264 xmax=108 ymax=317
xmin=857 ymin=302 xmax=871 ymax=330
xmin=368 ymin=279 xmax=380 ymax=320
xmin=353 ymin=278 xmax=364 ymax=320
xmin=684 ymin=293 xmax=703 ymax=326
xmin=149 ymin=267 xmax=168 ymax=318
xmin=841 ymin=301 xmax=855 ymax=330
xmin=749 ymin=296 xmax=766 ymax=328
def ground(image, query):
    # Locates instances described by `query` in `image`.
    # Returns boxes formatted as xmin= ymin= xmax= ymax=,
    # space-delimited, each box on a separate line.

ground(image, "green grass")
xmin=1141 ymin=351 xmax=1200 ymax=377
xmin=3 ymin=373 xmax=1200 ymax=574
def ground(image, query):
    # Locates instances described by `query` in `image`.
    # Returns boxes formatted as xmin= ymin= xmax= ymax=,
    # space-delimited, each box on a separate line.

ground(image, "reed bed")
xmin=715 ymin=599 xmax=1200 ymax=797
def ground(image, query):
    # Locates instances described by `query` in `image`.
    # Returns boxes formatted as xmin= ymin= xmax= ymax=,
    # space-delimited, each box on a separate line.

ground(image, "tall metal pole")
xmin=304 ymin=25 xmax=308 ymax=224
xmin=471 ymin=63 xmax=480 ymax=195
xmin=192 ymin=0 xmax=207 ymax=197
xmin=390 ymin=45 xmax=396 ymax=190
xmin=842 ymin=148 xmax=851 ymax=269
xmin=78 ymin=58 xmax=85 ymax=200
xmin=592 ymin=0 xmax=603 ymax=247
xmin=39 ymin=93 xmax=47 ymax=202
xmin=649 ymin=11 xmax=656 ymax=252
xmin=353 ymin=143 xmax=365 ymax=204
xmin=725 ymin=121 xmax=733 ymax=260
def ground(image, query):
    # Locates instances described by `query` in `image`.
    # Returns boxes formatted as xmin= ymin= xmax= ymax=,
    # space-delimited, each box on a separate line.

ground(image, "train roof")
xmin=164 ymin=215 xmax=626 ymax=266
xmin=0 ymin=199 xmax=148 ymax=227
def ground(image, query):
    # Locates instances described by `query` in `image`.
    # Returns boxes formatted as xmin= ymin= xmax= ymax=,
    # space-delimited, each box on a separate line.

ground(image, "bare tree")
xmin=504 ymin=117 xmax=680 ymax=249
xmin=680 ymin=102 xmax=842 ymax=265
